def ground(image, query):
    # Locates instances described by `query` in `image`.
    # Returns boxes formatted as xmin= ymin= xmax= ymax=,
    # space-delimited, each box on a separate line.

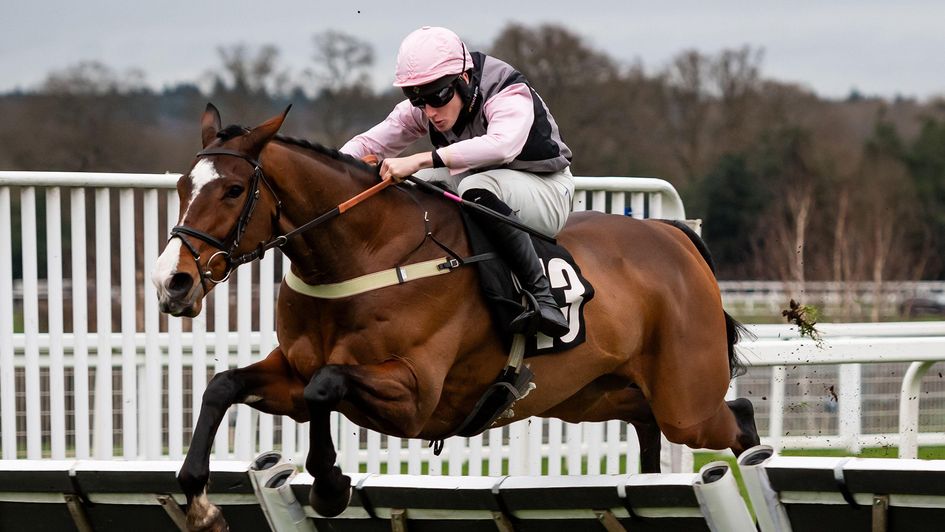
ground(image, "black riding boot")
xmin=462 ymin=189 xmax=570 ymax=338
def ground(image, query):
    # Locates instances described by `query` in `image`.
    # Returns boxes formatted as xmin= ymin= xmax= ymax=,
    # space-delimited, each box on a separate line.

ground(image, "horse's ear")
xmin=201 ymin=103 xmax=222 ymax=148
xmin=247 ymin=105 xmax=292 ymax=152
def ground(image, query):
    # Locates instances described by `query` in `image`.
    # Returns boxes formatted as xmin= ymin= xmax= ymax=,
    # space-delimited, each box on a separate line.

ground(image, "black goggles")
xmin=403 ymin=76 xmax=458 ymax=108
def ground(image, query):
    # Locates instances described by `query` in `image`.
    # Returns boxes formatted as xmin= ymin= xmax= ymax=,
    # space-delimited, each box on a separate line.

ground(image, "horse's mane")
xmin=274 ymin=134 xmax=378 ymax=175
xmin=215 ymin=124 xmax=379 ymax=176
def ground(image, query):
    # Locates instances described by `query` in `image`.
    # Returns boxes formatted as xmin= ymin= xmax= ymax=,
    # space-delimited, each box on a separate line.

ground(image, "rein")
xmin=169 ymin=146 xmax=393 ymax=292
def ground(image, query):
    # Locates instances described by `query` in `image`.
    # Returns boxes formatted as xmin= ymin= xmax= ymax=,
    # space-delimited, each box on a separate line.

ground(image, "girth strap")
xmin=283 ymin=252 xmax=497 ymax=299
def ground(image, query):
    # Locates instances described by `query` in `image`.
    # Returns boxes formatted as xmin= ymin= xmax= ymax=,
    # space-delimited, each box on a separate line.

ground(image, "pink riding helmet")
xmin=393 ymin=26 xmax=474 ymax=87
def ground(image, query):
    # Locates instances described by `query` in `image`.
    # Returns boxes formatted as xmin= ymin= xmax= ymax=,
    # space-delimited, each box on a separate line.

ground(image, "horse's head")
xmin=153 ymin=103 xmax=288 ymax=317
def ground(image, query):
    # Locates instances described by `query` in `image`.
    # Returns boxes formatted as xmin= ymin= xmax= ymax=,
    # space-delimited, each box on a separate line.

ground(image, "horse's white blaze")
xmin=184 ymin=159 xmax=222 ymax=219
xmin=152 ymin=238 xmax=182 ymax=297
xmin=152 ymin=159 xmax=220 ymax=298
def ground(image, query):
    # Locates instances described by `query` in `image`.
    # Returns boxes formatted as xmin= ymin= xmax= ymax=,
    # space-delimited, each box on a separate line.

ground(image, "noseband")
xmin=169 ymin=148 xmax=284 ymax=292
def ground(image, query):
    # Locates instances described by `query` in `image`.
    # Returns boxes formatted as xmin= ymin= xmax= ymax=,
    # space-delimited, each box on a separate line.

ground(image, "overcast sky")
xmin=3 ymin=0 xmax=944 ymax=100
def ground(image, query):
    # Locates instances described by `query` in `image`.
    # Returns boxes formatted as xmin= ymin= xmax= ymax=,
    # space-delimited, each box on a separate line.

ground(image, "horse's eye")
xmin=226 ymin=185 xmax=245 ymax=198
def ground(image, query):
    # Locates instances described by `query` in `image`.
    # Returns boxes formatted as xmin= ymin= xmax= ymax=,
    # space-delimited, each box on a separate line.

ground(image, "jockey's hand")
xmin=360 ymin=154 xmax=379 ymax=166
xmin=379 ymin=152 xmax=433 ymax=183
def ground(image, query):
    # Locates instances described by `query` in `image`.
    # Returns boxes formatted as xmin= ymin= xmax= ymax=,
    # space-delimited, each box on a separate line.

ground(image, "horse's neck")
xmin=270 ymin=144 xmax=447 ymax=284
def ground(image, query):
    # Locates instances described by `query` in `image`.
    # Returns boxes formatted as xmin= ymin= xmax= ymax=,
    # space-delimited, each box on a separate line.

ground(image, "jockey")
xmin=341 ymin=26 xmax=573 ymax=338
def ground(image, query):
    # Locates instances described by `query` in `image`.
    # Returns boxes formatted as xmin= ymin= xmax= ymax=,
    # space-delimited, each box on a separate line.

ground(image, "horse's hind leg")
xmin=655 ymin=395 xmax=760 ymax=458
xmin=624 ymin=387 xmax=663 ymax=473
xmin=179 ymin=347 xmax=303 ymax=532
xmin=602 ymin=385 xmax=663 ymax=473
xmin=727 ymin=397 xmax=761 ymax=451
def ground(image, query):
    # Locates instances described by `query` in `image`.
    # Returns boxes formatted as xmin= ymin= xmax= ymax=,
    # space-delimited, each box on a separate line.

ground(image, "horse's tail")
xmin=656 ymin=219 xmax=751 ymax=379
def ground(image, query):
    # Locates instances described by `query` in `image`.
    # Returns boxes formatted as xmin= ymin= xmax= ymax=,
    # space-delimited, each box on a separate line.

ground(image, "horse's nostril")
xmin=167 ymin=272 xmax=194 ymax=298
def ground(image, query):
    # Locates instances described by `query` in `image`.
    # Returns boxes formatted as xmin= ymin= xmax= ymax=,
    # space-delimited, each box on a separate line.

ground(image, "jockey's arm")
xmin=339 ymin=100 xmax=428 ymax=160
xmin=434 ymin=83 xmax=534 ymax=175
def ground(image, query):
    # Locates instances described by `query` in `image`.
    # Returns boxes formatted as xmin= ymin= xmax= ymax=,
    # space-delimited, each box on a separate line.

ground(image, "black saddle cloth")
xmin=459 ymin=209 xmax=595 ymax=356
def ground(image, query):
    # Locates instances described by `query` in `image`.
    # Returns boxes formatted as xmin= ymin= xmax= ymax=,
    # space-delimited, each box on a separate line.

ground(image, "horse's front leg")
xmin=303 ymin=360 xmax=425 ymax=517
xmin=179 ymin=348 xmax=304 ymax=532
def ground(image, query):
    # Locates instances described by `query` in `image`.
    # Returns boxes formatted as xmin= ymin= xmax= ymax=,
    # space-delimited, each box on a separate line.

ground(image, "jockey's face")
xmin=422 ymin=73 xmax=467 ymax=132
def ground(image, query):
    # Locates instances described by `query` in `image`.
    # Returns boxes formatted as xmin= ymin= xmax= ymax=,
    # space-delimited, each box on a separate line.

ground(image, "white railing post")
xmin=648 ymin=192 xmax=663 ymax=219
xmin=213 ymin=280 xmax=230 ymax=458
xmin=21 ymin=188 xmax=41 ymax=459
xmin=119 ymin=188 xmax=138 ymax=458
xmin=257 ymin=252 xmax=275 ymax=453
xmin=527 ymin=419 xmax=543 ymax=475
xmin=609 ymin=191 xmax=625 ymax=215
xmin=591 ymin=190 xmax=606 ymax=215
xmin=769 ymin=366 xmax=786 ymax=451
xmin=367 ymin=431 xmax=381 ymax=473
xmin=279 ymin=255 xmax=296 ymax=462
xmin=899 ymin=361 xmax=935 ymax=459
xmin=467 ymin=434 xmax=482 ymax=476
xmin=46 ymin=188 xmax=66 ymax=460
xmin=586 ymin=422 xmax=602 ymax=475
xmin=566 ymin=422 xmax=581 ymax=475
xmin=386 ymin=436 xmax=402 ymax=475
xmin=838 ymin=363 xmax=862 ymax=454
xmin=70 ymin=188 xmax=91 ymax=459
xmin=625 ymin=424 xmax=640 ymax=475
xmin=630 ymin=192 xmax=645 ymax=219
xmin=547 ymin=418 xmax=562 ymax=475
xmin=235 ymin=267 xmax=253 ymax=460
xmin=94 ymin=187 xmax=113 ymax=459
xmin=487 ymin=427 xmax=503 ymax=476
xmin=406 ymin=437 xmax=422 ymax=475
xmin=509 ymin=421 xmax=527 ymax=475
xmin=143 ymin=189 xmax=161 ymax=459
xmin=0 ymin=187 xmax=14 ymax=459
xmin=606 ymin=420 xmax=621 ymax=473
xmin=448 ymin=436 xmax=466 ymax=476
xmin=191 ymin=306 xmax=208 ymax=444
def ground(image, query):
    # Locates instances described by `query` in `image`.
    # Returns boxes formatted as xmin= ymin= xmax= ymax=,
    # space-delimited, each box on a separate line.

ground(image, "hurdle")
xmin=739 ymin=444 xmax=945 ymax=532
xmin=0 ymin=458 xmax=267 ymax=532
xmin=254 ymin=451 xmax=755 ymax=531
xmin=1 ymin=451 xmax=756 ymax=531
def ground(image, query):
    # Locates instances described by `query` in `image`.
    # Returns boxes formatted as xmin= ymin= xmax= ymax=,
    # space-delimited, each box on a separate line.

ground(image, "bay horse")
xmin=153 ymin=104 xmax=758 ymax=531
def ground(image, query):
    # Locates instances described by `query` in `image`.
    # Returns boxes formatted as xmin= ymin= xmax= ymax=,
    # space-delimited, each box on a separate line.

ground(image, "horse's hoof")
xmin=728 ymin=398 xmax=761 ymax=449
xmin=309 ymin=467 xmax=352 ymax=517
xmin=186 ymin=493 xmax=229 ymax=532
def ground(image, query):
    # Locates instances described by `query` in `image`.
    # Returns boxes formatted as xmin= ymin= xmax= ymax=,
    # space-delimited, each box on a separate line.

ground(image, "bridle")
xmin=168 ymin=145 xmax=396 ymax=294
xmin=169 ymin=147 xmax=284 ymax=292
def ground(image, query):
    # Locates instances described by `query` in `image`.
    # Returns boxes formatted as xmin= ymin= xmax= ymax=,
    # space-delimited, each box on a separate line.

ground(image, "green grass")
xmin=777 ymin=445 xmax=945 ymax=459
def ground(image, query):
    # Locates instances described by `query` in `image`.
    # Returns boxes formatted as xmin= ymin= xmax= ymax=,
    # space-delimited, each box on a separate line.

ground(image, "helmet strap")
xmin=454 ymin=42 xmax=475 ymax=107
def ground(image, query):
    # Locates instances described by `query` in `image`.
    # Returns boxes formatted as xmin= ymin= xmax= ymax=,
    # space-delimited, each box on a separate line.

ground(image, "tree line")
xmin=2 ymin=23 xmax=944 ymax=287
